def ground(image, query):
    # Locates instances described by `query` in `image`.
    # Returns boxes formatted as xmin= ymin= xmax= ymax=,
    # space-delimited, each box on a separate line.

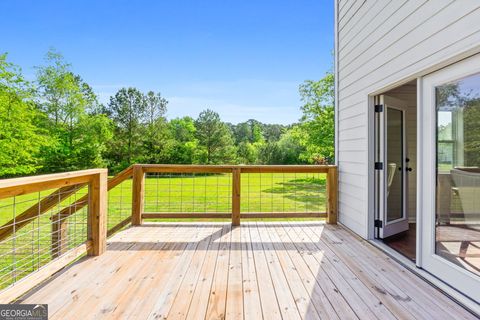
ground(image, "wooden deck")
xmin=20 ymin=222 xmax=475 ymax=320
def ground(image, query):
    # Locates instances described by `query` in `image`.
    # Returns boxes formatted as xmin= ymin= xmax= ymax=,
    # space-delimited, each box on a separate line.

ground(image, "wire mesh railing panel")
xmin=241 ymin=172 xmax=326 ymax=214
xmin=0 ymin=184 xmax=89 ymax=290
xmin=144 ymin=172 xmax=232 ymax=214
xmin=107 ymin=177 xmax=133 ymax=233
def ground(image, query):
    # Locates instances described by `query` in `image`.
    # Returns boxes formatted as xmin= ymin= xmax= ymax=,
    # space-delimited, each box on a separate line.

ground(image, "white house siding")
xmin=336 ymin=0 xmax=480 ymax=238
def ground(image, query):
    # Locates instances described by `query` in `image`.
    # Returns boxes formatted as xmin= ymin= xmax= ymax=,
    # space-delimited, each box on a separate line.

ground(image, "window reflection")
xmin=436 ymin=72 xmax=480 ymax=276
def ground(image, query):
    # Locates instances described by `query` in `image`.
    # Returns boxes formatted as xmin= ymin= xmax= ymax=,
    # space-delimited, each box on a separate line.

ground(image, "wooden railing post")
xmin=232 ymin=167 xmax=241 ymax=226
xmin=88 ymin=170 xmax=108 ymax=256
xmin=326 ymin=166 xmax=338 ymax=224
xmin=132 ymin=165 xmax=145 ymax=226
xmin=51 ymin=213 xmax=69 ymax=258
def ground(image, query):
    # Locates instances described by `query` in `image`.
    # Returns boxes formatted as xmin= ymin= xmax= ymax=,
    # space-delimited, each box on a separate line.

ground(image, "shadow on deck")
xmin=20 ymin=222 xmax=475 ymax=320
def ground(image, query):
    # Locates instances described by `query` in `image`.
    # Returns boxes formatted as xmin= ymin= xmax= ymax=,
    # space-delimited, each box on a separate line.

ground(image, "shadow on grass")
xmin=262 ymin=178 xmax=326 ymax=206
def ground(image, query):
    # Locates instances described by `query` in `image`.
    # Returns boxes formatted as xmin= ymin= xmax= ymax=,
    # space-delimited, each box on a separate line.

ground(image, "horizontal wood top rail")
xmin=141 ymin=164 xmax=233 ymax=173
xmin=138 ymin=164 xmax=335 ymax=173
xmin=238 ymin=166 xmax=331 ymax=173
xmin=0 ymin=169 xmax=107 ymax=200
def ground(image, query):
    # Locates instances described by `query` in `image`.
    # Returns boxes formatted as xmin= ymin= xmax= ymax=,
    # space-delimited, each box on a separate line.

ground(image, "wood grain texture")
xmin=131 ymin=165 xmax=145 ymax=226
xmin=0 ymin=167 xmax=123 ymax=243
xmin=327 ymin=166 xmax=338 ymax=224
xmin=0 ymin=169 xmax=107 ymax=200
xmin=18 ymin=222 xmax=476 ymax=319
xmin=88 ymin=170 xmax=108 ymax=256
xmin=139 ymin=164 xmax=333 ymax=174
xmin=0 ymin=241 xmax=91 ymax=304
xmin=231 ymin=168 xmax=241 ymax=226
xmin=142 ymin=213 xmax=326 ymax=219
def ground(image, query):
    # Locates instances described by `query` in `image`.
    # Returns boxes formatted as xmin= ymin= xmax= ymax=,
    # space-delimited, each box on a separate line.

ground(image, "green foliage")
xmin=460 ymin=98 xmax=480 ymax=167
xmin=298 ymin=72 xmax=335 ymax=163
xmin=231 ymin=119 xmax=265 ymax=144
xmin=194 ymin=109 xmax=237 ymax=164
xmin=256 ymin=128 xmax=306 ymax=165
xmin=262 ymin=123 xmax=285 ymax=142
xmin=142 ymin=91 xmax=170 ymax=164
xmin=275 ymin=129 xmax=306 ymax=164
xmin=105 ymin=88 xmax=170 ymax=171
xmin=36 ymin=50 xmax=112 ymax=172
xmin=168 ymin=117 xmax=198 ymax=164
xmin=0 ymin=50 xmax=337 ymax=176
xmin=106 ymin=87 xmax=146 ymax=167
xmin=0 ymin=54 xmax=49 ymax=177
xmin=142 ymin=117 xmax=173 ymax=164
xmin=237 ymin=141 xmax=259 ymax=164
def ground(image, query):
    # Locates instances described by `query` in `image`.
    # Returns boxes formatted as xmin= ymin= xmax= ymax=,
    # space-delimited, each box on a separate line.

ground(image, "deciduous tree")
xmin=298 ymin=72 xmax=335 ymax=163
xmin=0 ymin=54 xmax=49 ymax=177
xmin=36 ymin=50 xmax=112 ymax=172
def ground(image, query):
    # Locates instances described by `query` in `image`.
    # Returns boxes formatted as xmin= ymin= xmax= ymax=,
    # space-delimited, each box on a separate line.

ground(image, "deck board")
xmin=19 ymin=222 xmax=477 ymax=320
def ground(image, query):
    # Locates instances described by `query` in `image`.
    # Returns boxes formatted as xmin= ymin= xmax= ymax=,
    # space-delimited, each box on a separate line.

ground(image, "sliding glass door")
xmin=421 ymin=54 xmax=480 ymax=302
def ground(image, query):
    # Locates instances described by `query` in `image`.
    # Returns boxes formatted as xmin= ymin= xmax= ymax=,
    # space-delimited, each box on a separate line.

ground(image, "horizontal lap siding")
xmin=336 ymin=0 xmax=480 ymax=237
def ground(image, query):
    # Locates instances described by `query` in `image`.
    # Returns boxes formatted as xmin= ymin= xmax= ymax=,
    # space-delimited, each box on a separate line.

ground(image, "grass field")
xmin=0 ymin=172 xmax=326 ymax=289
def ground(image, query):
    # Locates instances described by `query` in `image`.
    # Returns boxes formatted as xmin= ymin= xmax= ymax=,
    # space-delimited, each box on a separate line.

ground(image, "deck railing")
xmin=0 ymin=169 xmax=107 ymax=302
xmin=0 ymin=164 xmax=337 ymax=302
xmin=136 ymin=164 xmax=337 ymax=225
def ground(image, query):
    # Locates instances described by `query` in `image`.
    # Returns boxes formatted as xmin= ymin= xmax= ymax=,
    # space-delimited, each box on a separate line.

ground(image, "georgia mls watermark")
xmin=0 ymin=305 xmax=48 ymax=320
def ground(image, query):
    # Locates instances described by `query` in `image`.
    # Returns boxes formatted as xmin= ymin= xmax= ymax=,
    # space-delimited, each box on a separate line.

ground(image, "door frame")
xmin=366 ymin=46 xmax=480 ymax=244
xmin=420 ymin=53 xmax=480 ymax=303
xmin=365 ymin=49 xmax=480 ymax=312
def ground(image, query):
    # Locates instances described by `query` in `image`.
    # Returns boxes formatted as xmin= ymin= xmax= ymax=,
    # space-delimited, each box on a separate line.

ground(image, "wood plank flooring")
xmin=20 ymin=222 xmax=477 ymax=320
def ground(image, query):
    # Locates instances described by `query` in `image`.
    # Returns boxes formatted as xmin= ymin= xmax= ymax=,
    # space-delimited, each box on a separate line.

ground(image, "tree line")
xmin=0 ymin=50 xmax=334 ymax=177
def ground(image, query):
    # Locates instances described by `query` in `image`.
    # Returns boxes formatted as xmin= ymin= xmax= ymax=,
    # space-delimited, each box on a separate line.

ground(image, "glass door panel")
xmin=375 ymin=95 xmax=409 ymax=239
xmin=421 ymin=54 xmax=480 ymax=304
xmin=387 ymin=108 xmax=404 ymax=222
xmin=435 ymin=73 xmax=480 ymax=277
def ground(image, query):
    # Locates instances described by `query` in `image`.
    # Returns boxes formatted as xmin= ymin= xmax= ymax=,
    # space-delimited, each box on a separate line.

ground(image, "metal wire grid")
xmin=143 ymin=172 xmax=232 ymax=213
xmin=240 ymin=172 xmax=326 ymax=213
xmin=0 ymin=184 xmax=89 ymax=290
xmin=142 ymin=171 xmax=326 ymax=215
xmin=107 ymin=177 xmax=133 ymax=231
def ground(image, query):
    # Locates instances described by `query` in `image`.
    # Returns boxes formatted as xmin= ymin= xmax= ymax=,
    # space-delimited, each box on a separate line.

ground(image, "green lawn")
xmin=0 ymin=172 xmax=326 ymax=289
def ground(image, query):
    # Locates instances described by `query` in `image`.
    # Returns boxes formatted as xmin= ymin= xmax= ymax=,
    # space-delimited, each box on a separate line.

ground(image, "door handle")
xmin=406 ymin=167 xmax=412 ymax=172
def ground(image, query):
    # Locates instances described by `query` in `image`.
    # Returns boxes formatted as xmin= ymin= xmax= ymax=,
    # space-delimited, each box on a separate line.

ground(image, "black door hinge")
xmin=375 ymin=104 xmax=383 ymax=112
xmin=374 ymin=219 xmax=383 ymax=228
xmin=374 ymin=162 xmax=383 ymax=170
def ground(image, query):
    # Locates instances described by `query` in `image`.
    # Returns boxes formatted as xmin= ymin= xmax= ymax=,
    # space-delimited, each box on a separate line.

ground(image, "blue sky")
xmin=1 ymin=0 xmax=334 ymax=124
